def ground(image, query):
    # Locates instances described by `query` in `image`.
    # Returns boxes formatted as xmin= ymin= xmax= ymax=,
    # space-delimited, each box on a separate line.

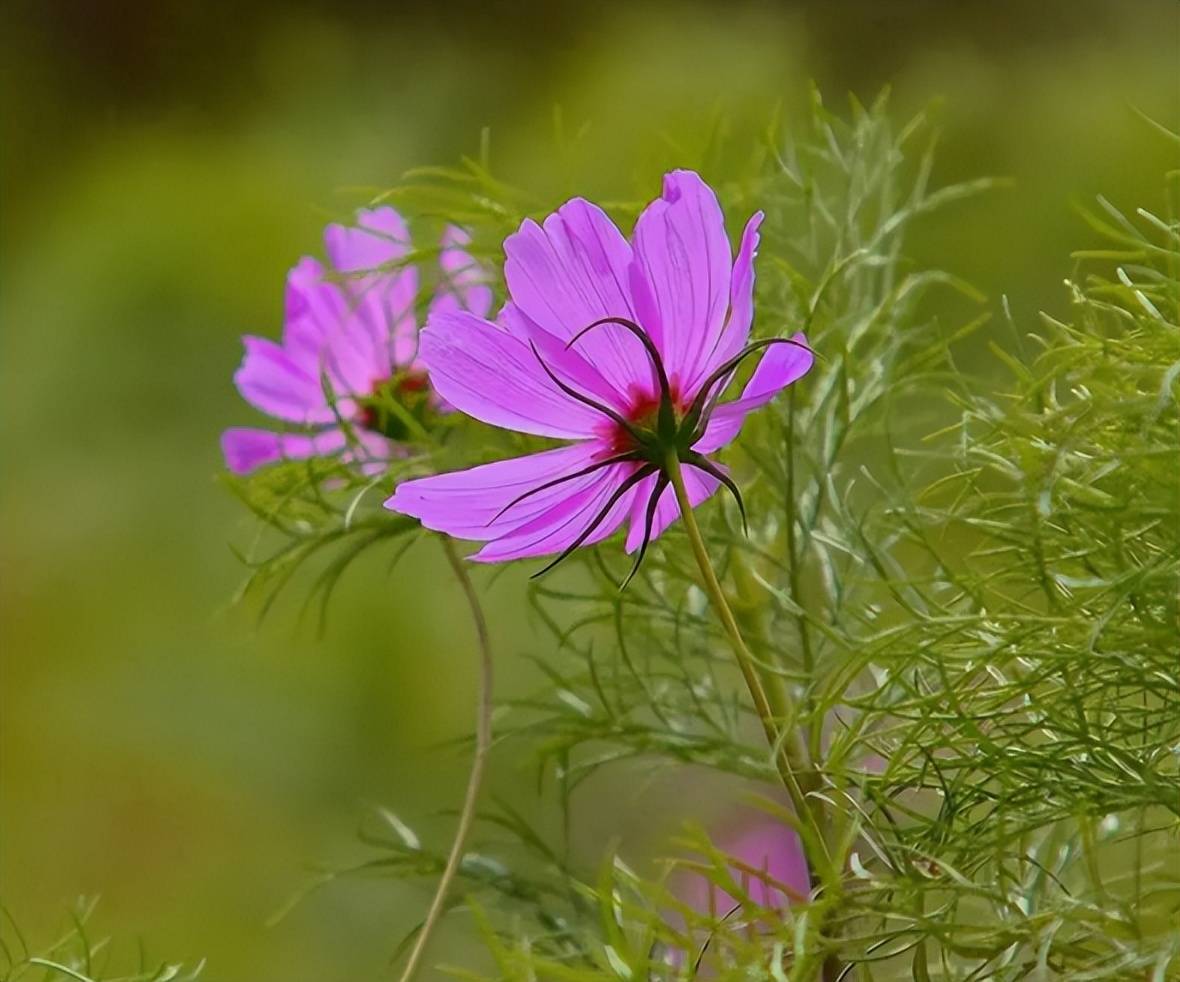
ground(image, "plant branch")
xmin=397 ymin=536 xmax=494 ymax=982
xmin=664 ymin=451 xmax=825 ymax=856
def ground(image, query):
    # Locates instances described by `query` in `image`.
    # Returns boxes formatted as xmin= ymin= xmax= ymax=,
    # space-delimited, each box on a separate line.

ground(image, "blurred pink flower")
xmin=661 ymin=805 xmax=809 ymax=971
xmin=222 ymin=211 xmax=491 ymax=475
xmin=678 ymin=812 xmax=810 ymax=916
xmin=387 ymin=170 xmax=812 ymax=576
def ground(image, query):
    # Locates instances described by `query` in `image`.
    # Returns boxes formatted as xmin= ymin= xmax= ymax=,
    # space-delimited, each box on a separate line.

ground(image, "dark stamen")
xmin=620 ymin=472 xmax=668 ymax=591
xmin=685 ymin=452 xmax=748 ymax=534
xmin=530 ymin=465 xmax=656 ymax=579
xmin=522 ymin=327 xmax=813 ymax=581
xmin=529 ymin=342 xmax=647 ymax=446
xmin=567 ymin=317 xmax=673 ymax=430
xmin=682 ymin=337 xmax=815 ymax=438
xmin=486 ymin=451 xmax=641 ymax=527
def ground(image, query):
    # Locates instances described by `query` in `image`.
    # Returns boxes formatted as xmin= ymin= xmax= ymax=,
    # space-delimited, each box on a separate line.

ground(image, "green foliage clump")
xmin=227 ymin=95 xmax=1179 ymax=980
xmin=0 ymin=901 xmax=203 ymax=982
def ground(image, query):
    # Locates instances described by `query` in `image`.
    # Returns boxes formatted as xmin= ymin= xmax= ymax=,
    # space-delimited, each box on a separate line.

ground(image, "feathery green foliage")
xmin=228 ymin=93 xmax=1179 ymax=979
xmin=0 ymin=901 xmax=203 ymax=982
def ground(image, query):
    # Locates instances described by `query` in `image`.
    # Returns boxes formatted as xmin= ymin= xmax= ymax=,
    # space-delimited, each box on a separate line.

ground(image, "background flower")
xmin=222 ymin=211 xmax=489 ymax=475
xmin=675 ymin=810 xmax=810 ymax=916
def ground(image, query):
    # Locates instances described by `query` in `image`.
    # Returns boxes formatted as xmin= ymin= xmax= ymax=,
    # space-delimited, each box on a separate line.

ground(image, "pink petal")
xmin=234 ymin=336 xmax=336 ymax=424
xmin=503 ymin=198 xmax=641 ymax=400
xmin=510 ymin=303 xmax=629 ymax=413
xmin=324 ymin=206 xmax=411 ymax=273
xmin=428 ymin=225 xmax=494 ymax=322
xmin=344 ymin=428 xmax=396 ymax=477
xmin=419 ymin=309 xmax=618 ymax=439
xmin=693 ymin=333 xmax=814 ymax=454
xmin=351 ymin=267 xmax=418 ymax=371
xmin=624 ymin=464 xmax=720 ymax=553
xmin=471 ymin=460 xmax=640 ymax=562
xmin=323 ymin=207 xmax=420 ymax=372
xmin=677 ymin=812 xmax=810 ymax=915
xmin=324 ymin=208 xmax=418 ymax=371
xmin=283 ymin=257 xmax=393 ymax=396
xmin=701 ymin=211 xmax=763 ymax=382
xmin=631 ymin=170 xmax=732 ymax=393
xmin=220 ymin=427 xmax=347 ymax=475
xmin=284 ymin=258 xmax=347 ymax=360
xmin=386 ymin=443 xmax=614 ymax=541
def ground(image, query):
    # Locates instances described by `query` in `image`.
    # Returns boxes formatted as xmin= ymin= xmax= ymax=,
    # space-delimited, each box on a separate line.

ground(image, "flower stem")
xmin=397 ymin=536 xmax=494 ymax=982
xmin=664 ymin=451 xmax=825 ymax=859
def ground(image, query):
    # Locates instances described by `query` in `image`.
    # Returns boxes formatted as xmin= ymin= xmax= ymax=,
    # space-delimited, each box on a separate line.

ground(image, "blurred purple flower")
xmin=678 ymin=812 xmax=810 ymax=917
xmin=221 ymin=211 xmax=491 ymax=475
xmin=660 ymin=806 xmax=808 ymax=971
xmin=386 ymin=170 xmax=812 ymax=576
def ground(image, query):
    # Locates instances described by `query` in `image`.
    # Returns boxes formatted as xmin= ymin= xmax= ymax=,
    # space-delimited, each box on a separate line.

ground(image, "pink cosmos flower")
xmin=386 ymin=170 xmax=813 ymax=578
xmin=221 ymin=209 xmax=492 ymax=476
xmin=677 ymin=812 xmax=810 ymax=917
xmin=664 ymin=808 xmax=809 ymax=969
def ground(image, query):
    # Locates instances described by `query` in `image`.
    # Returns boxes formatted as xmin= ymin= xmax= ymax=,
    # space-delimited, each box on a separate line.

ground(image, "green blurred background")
xmin=1 ymin=1 xmax=1176 ymax=978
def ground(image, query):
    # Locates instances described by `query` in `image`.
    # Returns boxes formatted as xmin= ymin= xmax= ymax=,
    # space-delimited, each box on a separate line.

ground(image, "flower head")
xmin=661 ymin=807 xmax=808 ymax=969
xmin=387 ymin=171 xmax=813 ymax=578
xmin=677 ymin=810 xmax=810 ymax=919
xmin=221 ymin=210 xmax=491 ymax=475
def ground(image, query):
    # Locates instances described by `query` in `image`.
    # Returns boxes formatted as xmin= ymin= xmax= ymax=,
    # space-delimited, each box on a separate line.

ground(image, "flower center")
xmin=358 ymin=371 xmax=433 ymax=440
xmin=606 ymin=380 xmax=689 ymax=455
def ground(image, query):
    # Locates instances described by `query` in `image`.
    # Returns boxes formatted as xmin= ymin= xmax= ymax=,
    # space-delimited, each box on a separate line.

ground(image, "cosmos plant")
xmin=221 ymin=208 xmax=490 ymax=476
xmin=386 ymin=169 xmax=813 ymax=581
xmin=220 ymin=95 xmax=1180 ymax=981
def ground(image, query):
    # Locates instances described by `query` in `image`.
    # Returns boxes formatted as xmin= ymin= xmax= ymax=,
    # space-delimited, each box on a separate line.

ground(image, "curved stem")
xmin=664 ymin=450 xmax=826 ymax=861
xmin=397 ymin=537 xmax=494 ymax=982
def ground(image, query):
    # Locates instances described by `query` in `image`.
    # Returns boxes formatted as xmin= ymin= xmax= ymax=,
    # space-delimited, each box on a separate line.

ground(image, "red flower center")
xmin=358 ymin=371 xmax=431 ymax=438
xmin=605 ymin=379 xmax=689 ymax=454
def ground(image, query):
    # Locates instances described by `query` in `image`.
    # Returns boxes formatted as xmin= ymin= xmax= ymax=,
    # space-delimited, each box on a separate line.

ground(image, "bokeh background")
xmin=2 ymin=1 xmax=1176 ymax=978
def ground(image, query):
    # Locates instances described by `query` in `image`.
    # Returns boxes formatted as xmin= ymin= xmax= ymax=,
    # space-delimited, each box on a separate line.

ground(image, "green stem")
xmin=785 ymin=388 xmax=823 ymax=767
xmin=666 ymin=454 xmax=843 ymax=978
xmin=664 ymin=451 xmax=822 ymax=853
xmin=397 ymin=537 xmax=494 ymax=982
